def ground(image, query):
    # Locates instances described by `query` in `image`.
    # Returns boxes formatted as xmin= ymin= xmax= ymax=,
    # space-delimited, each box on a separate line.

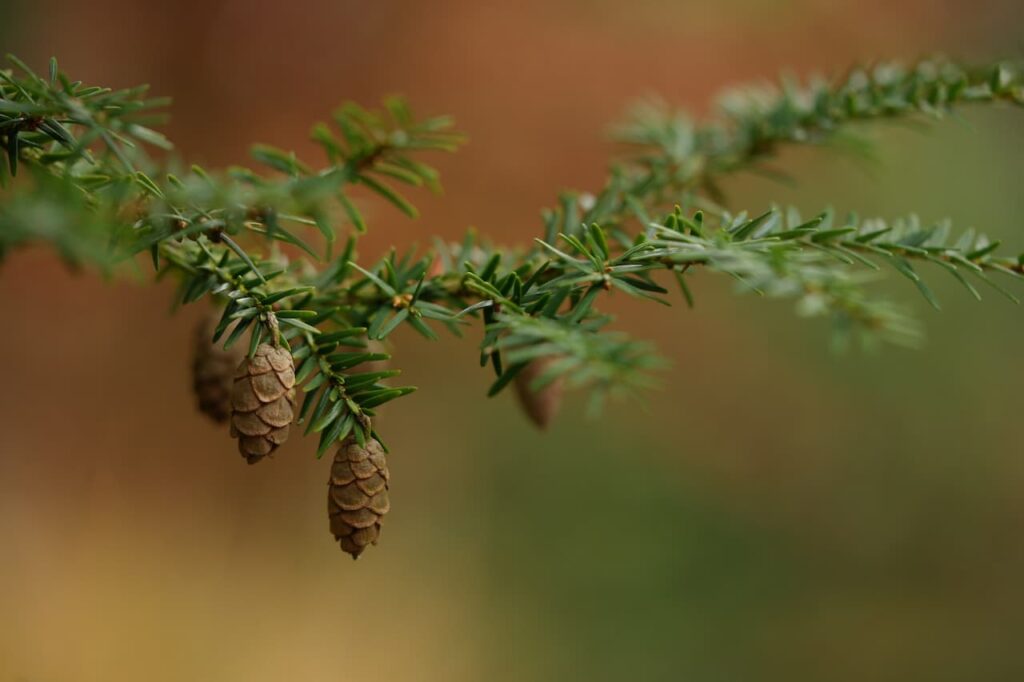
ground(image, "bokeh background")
xmin=2 ymin=1 xmax=1024 ymax=680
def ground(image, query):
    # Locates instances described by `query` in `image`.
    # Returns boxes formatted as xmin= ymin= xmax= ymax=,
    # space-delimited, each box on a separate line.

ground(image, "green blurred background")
xmin=2 ymin=1 xmax=1024 ymax=680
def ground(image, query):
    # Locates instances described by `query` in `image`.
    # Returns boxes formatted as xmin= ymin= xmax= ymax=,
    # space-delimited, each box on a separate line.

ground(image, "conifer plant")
xmin=2 ymin=55 xmax=1022 ymax=558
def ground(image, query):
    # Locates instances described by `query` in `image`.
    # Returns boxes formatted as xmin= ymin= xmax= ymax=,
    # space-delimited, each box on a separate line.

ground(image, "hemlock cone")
xmin=230 ymin=343 xmax=296 ymax=463
xmin=192 ymin=312 xmax=245 ymax=423
xmin=514 ymin=357 xmax=565 ymax=430
xmin=328 ymin=437 xmax=390 ymax=559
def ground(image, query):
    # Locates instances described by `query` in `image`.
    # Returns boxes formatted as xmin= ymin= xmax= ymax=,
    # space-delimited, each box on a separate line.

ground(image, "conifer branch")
xmin=610 ymin=57 xmax=1024 ymax=212
xmin=3 ymin=53 xmax=1024 ymax=450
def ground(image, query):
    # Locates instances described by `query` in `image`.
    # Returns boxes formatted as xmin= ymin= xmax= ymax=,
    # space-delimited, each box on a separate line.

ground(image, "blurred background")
xmin=2 ymin=1 xmax=1024 ymax=680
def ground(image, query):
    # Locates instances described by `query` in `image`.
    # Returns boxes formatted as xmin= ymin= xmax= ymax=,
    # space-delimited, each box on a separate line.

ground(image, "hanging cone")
xmin=328 ymin=436 xmax=390 ymax=559
xmin=513 ymin=357 xmax=565 ymax=430
xmin=191 ymin=312 xmax=245 ymax=423
xmin=229 ymin=344 xmax=296 ymax=464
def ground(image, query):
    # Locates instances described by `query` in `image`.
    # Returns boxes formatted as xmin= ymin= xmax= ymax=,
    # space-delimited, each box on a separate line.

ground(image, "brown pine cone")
xmin=514 ymin=357 xmax=565 ymax=430
xmin=229 ymin=343 xmax=296 ymax=464
xmin=328 ymin=437 xmax=390 ymax=559
xmin=192 ymin=312 xmax=245 ymax=423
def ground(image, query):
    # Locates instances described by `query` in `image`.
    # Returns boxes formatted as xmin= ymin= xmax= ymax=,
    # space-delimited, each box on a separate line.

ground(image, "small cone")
xmin=192 ymin=312 xmax=245 ymax=423
xmin=229 ymin=343 xmax=296 ymax=464
xmin=514 ymin=357 xmax=564 ymax=430
xmin=328 ymin=437 xmax=390 ymax=559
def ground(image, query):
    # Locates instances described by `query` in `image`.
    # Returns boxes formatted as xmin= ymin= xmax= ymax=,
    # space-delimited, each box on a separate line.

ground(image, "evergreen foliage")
xmin=2 ymin=54 xmax=1023 ymax=450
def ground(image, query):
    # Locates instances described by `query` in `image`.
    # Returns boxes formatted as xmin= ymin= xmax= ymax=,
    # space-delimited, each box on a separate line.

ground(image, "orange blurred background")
xmin=2 ymin=1 xmax=1024 ymax=680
